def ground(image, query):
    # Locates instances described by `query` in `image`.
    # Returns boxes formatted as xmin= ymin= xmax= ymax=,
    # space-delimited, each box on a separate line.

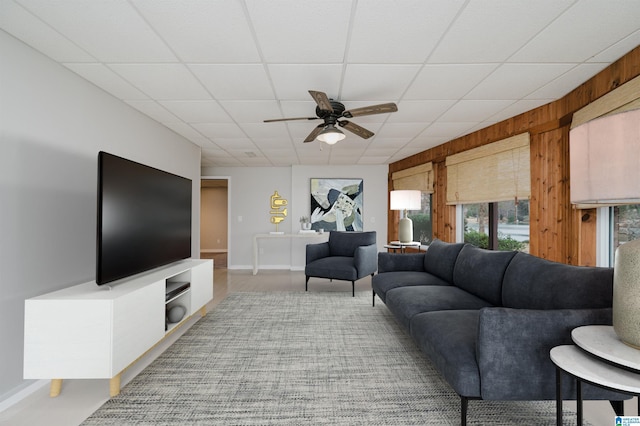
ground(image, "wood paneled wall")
xmin=389 ymin=45 xmax=640 ymax=265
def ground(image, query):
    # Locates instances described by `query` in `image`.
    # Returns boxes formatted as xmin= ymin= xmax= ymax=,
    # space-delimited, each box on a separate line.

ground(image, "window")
xmin=461 ymin=200 xmax=529 ymax=252
xmin=608 ymin=204 xmax=640 ymax=265
xmin=407 ymin=193 xmax=432 ymax=244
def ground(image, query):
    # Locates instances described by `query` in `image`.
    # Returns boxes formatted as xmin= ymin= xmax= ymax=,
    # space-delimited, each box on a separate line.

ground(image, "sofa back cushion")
xmin=423 ymin=239 xmax=466 ymax=283
xmin=329 ymin=231 xmax=376 ymax=257
xmin=502 ymin=252 xmax=614 ymax=309
xmin=452 ymin=245 xmax=517 ymax=306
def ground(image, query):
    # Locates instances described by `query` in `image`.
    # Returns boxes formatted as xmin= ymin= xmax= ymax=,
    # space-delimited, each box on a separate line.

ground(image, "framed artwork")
xmin=310 ymin=178 xmax=363 ymax=231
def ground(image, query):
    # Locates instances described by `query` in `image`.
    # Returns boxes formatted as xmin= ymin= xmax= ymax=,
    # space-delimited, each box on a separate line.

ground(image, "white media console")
xmin=23 ymin=259 xmax=213 ymax=397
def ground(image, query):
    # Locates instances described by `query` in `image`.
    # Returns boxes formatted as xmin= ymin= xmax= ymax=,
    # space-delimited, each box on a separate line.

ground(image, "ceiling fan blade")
xmin=308 ymin=90 xmax=334 ymax=112
xmin=264 ymin=116 xmax=319 ymax=123
xmin=342 ymin=102 xmax=398 ymax=118
xmin=338 ymin=120 xmax=374 ymax=139
xmin=303 ymin=124 xmax=325 ymax=143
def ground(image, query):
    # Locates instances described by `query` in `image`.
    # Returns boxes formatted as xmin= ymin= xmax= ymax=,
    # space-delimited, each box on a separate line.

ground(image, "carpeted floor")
xmin=82 ymin=292 xmax=583 ymax=425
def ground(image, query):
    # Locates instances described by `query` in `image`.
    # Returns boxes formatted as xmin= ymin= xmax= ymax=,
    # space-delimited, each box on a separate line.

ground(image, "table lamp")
xmin=390 ymin=190 xmax=421 ymax=243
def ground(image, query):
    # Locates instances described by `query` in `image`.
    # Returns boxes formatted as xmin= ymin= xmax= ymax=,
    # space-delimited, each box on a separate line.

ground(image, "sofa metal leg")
xmin=351 ymin=281 xmax=355 ymax=297
xmin=610 ymin=400 xmax=624 ymax=416
xmin=305 ymin=276 xmax=309 ymax=292
xmin=372 ymin=289 xmax=376 ymax=307
xmin=460 ymin=396 xmax=468 ymax=426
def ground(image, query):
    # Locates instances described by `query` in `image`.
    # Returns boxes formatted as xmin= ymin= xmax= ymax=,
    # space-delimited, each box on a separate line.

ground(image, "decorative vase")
xmin=302 ymin=222 xmax=311 ymax=230
xmin=613 ymin=239 xmax=640 ymax=348
xmin=167 ymin=305 xmax=186 ymax=324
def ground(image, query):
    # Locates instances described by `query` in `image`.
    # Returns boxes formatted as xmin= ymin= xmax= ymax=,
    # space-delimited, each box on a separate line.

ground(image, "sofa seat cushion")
xmin=385 ymin=285 xmax=493 ymax=331
xmin=410 ymin=310 xmax=481 ymax=398
xmin=305 ymin=256 xmax=357 ymax=281
xmin=372 ymin=271 xmax=450 ymax=303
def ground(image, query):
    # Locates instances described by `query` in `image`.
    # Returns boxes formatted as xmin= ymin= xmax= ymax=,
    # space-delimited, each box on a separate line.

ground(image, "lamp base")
xmin=398 ymin=217 xmax=413 ymax=244
xmin=613 ymin=239 xmax=640 ymax=348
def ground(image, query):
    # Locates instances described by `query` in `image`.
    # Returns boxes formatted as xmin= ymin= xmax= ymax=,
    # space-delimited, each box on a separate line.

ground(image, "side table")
xmin=550 ymin=325 xmax=640 ymax=425
xmin=386 ymin=241 xmax=422 ymax=253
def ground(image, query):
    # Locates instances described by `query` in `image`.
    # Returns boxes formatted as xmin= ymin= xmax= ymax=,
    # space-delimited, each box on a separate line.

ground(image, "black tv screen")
xmin=96 ymin=151 xmax=192 ymax=285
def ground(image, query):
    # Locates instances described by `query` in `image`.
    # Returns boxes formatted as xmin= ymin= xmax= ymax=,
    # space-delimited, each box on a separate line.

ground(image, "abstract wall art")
xmin=310 ymin=178 xmax=363 ymax=231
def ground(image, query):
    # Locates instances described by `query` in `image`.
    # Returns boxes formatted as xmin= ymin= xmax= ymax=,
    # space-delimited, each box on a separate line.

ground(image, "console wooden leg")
xmin=49 ymin=379 xmax=63 ymax=397
xmin=109 ymin=374 xmax=121 ymax=397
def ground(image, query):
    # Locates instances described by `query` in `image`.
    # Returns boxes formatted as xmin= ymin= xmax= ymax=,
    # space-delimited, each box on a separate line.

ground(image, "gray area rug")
xmin=82 ymin=292 xmax=583 ymax=425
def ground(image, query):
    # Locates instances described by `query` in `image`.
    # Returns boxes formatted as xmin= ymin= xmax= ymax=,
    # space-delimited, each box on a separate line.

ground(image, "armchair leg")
xmin=351 ymin=281 xmax=355 ymax=297
xmin=305 ymin=276 xmax=309 ymax=292
xmin=372 ymin=289 xmax=375 ymax=307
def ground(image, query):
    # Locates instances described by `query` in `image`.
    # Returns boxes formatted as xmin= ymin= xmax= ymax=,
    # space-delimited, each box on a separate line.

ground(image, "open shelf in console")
xmin=165 ymin=270 xmax=191 ymax=332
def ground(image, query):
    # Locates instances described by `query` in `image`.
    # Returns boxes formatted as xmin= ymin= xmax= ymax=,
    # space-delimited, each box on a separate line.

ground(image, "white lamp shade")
xmin=390 ymin=190 xmax=421 ymax=211
xmin=316 ymin=126 xmax=345 ymax=145
xmin=570 ymin=108 xmax=640 ymax=205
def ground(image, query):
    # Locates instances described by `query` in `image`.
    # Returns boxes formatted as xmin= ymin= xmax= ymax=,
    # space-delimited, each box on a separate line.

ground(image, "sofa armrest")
xmin=354 ymin=244 xmax=377 ymax=277
xmin=306 ymin=241 xmax=330 ymax=264
xmin=476 ymin=307 xmax=614 ymax=401
xmin=377 ymin=252 xmax=426 ymax=273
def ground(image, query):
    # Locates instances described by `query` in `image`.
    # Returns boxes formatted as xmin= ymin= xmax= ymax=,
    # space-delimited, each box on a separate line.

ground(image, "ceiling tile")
xmin=245 ymin=0 xmax=352 ymax=63
xmin=239 ymin=122 xmax=291 ymax=139
xmin=65 ymin=63 xmax=148 ymax=99
xmin=159 ymin=100 xmax=232 ymax=123
xmin=510 ymin=0 xmax=640 ymax=63
xmin=525 ymin=63 xmax=609 ymax=100
xmin=267 ymin=65 xmax=343 ymax=100
xmin=388 ymin=100 xmax=456 ymax=122
xmin=109 ymin=63 xmax=211 ymax=100
xmin=405 ymin=64 xmax=499 ymax=100
xmin=191 ymin=123 xmax=246 ymax=140
xmin=0 ymin=0 xmax=95 ymax=62
xmin=464 ymin=63 xmax=575 ymax=100
xmin=132 ymin=0 xmax=260 ymax=63
xmin=125 ymin=100 xmax=180 ymax=123
xmin=348 ymin=1 xmax=464 ymax=63
xmin=342 ymin=65 xmax=421 ymax=100
xmin=429 ymin=0 xmax=571 ymax=63
xmin=374 ymin=123 xmax=428 ymax=139
xmin=220 ymin=101 xmax=281 ymax=123
xmin=189 ymin=64 xmax=273 ymax=100
xmin=16 ymin=0 xmax=176 ymax=62
xmin=162 ymin=122 xmax=207 ymax=141
xmin=438 ymin=100 xmax=515 ymax=122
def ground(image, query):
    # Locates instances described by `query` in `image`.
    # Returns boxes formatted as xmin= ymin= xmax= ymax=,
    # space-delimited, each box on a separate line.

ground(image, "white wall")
xmin=0 ymin=31 xmax=201 ymax=401
xmin=202 ymin=164 xmax=389 ymax=270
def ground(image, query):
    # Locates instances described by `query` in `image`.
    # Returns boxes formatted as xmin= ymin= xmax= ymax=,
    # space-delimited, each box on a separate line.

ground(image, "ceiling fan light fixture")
xmin=316 ymin=124 xmax=345 ymax=145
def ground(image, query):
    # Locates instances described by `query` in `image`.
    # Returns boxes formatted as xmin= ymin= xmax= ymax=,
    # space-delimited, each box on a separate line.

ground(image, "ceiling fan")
xmin=264 ymin=90 xmax=398 ymax=145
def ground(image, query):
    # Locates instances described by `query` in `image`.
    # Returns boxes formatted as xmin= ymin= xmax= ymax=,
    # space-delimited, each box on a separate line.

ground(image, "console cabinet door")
xmin=111 ymin=280 xmax=165 ymax=375
xmin=190 ymin=260 xmax=213 ymax=313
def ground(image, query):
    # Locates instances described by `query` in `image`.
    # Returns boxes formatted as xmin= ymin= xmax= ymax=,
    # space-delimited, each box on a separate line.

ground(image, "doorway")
xmin=200 ymin=178 xmax=228 ymax=269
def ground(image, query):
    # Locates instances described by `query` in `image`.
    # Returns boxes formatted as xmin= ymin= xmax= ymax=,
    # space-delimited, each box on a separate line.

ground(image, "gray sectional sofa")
xmin=372 ymin=239 xmax=628 ymax=425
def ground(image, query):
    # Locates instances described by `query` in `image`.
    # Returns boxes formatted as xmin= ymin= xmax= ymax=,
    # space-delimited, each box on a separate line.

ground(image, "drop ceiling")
xmin=2 ymin=0 xmax=640 ymax=167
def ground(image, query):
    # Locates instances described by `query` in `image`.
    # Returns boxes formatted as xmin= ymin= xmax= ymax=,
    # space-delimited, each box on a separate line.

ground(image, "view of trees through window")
xmin=407 ymin=193 xmax=432 ymax=245
xmin=463 ymin=200 xmax=530 ymax=252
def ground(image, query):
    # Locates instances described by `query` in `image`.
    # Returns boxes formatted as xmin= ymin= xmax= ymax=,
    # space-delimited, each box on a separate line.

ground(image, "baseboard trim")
xmin=0 ymin=379 xmax=48 ymax=413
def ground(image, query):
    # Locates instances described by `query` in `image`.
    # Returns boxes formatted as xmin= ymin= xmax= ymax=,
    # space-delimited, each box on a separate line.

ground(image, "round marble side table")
xmin=550 ymin=325 xmax=640 ymax=426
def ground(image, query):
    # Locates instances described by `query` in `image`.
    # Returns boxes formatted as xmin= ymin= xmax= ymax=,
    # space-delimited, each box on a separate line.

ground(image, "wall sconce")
xmin=390 ymin=190 xmax=421 ymax=243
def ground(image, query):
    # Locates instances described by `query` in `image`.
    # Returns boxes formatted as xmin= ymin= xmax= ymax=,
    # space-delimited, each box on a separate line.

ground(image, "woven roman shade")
xmin=571 ymin=74 xmax=640 ymax=130
xmin=446 ymin=133 xmax=531 ymax=205
xmin=391 ymin=162 xmax=433 ymax=193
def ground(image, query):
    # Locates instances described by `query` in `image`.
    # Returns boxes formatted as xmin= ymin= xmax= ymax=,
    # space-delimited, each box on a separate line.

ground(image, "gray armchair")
xmin=305 ymin=231 xmax=377 ymax=296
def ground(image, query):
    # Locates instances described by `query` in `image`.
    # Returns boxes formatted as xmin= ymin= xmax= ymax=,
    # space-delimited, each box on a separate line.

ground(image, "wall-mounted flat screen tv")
xmin=96 ymin=151 xmax=192 ymax=285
